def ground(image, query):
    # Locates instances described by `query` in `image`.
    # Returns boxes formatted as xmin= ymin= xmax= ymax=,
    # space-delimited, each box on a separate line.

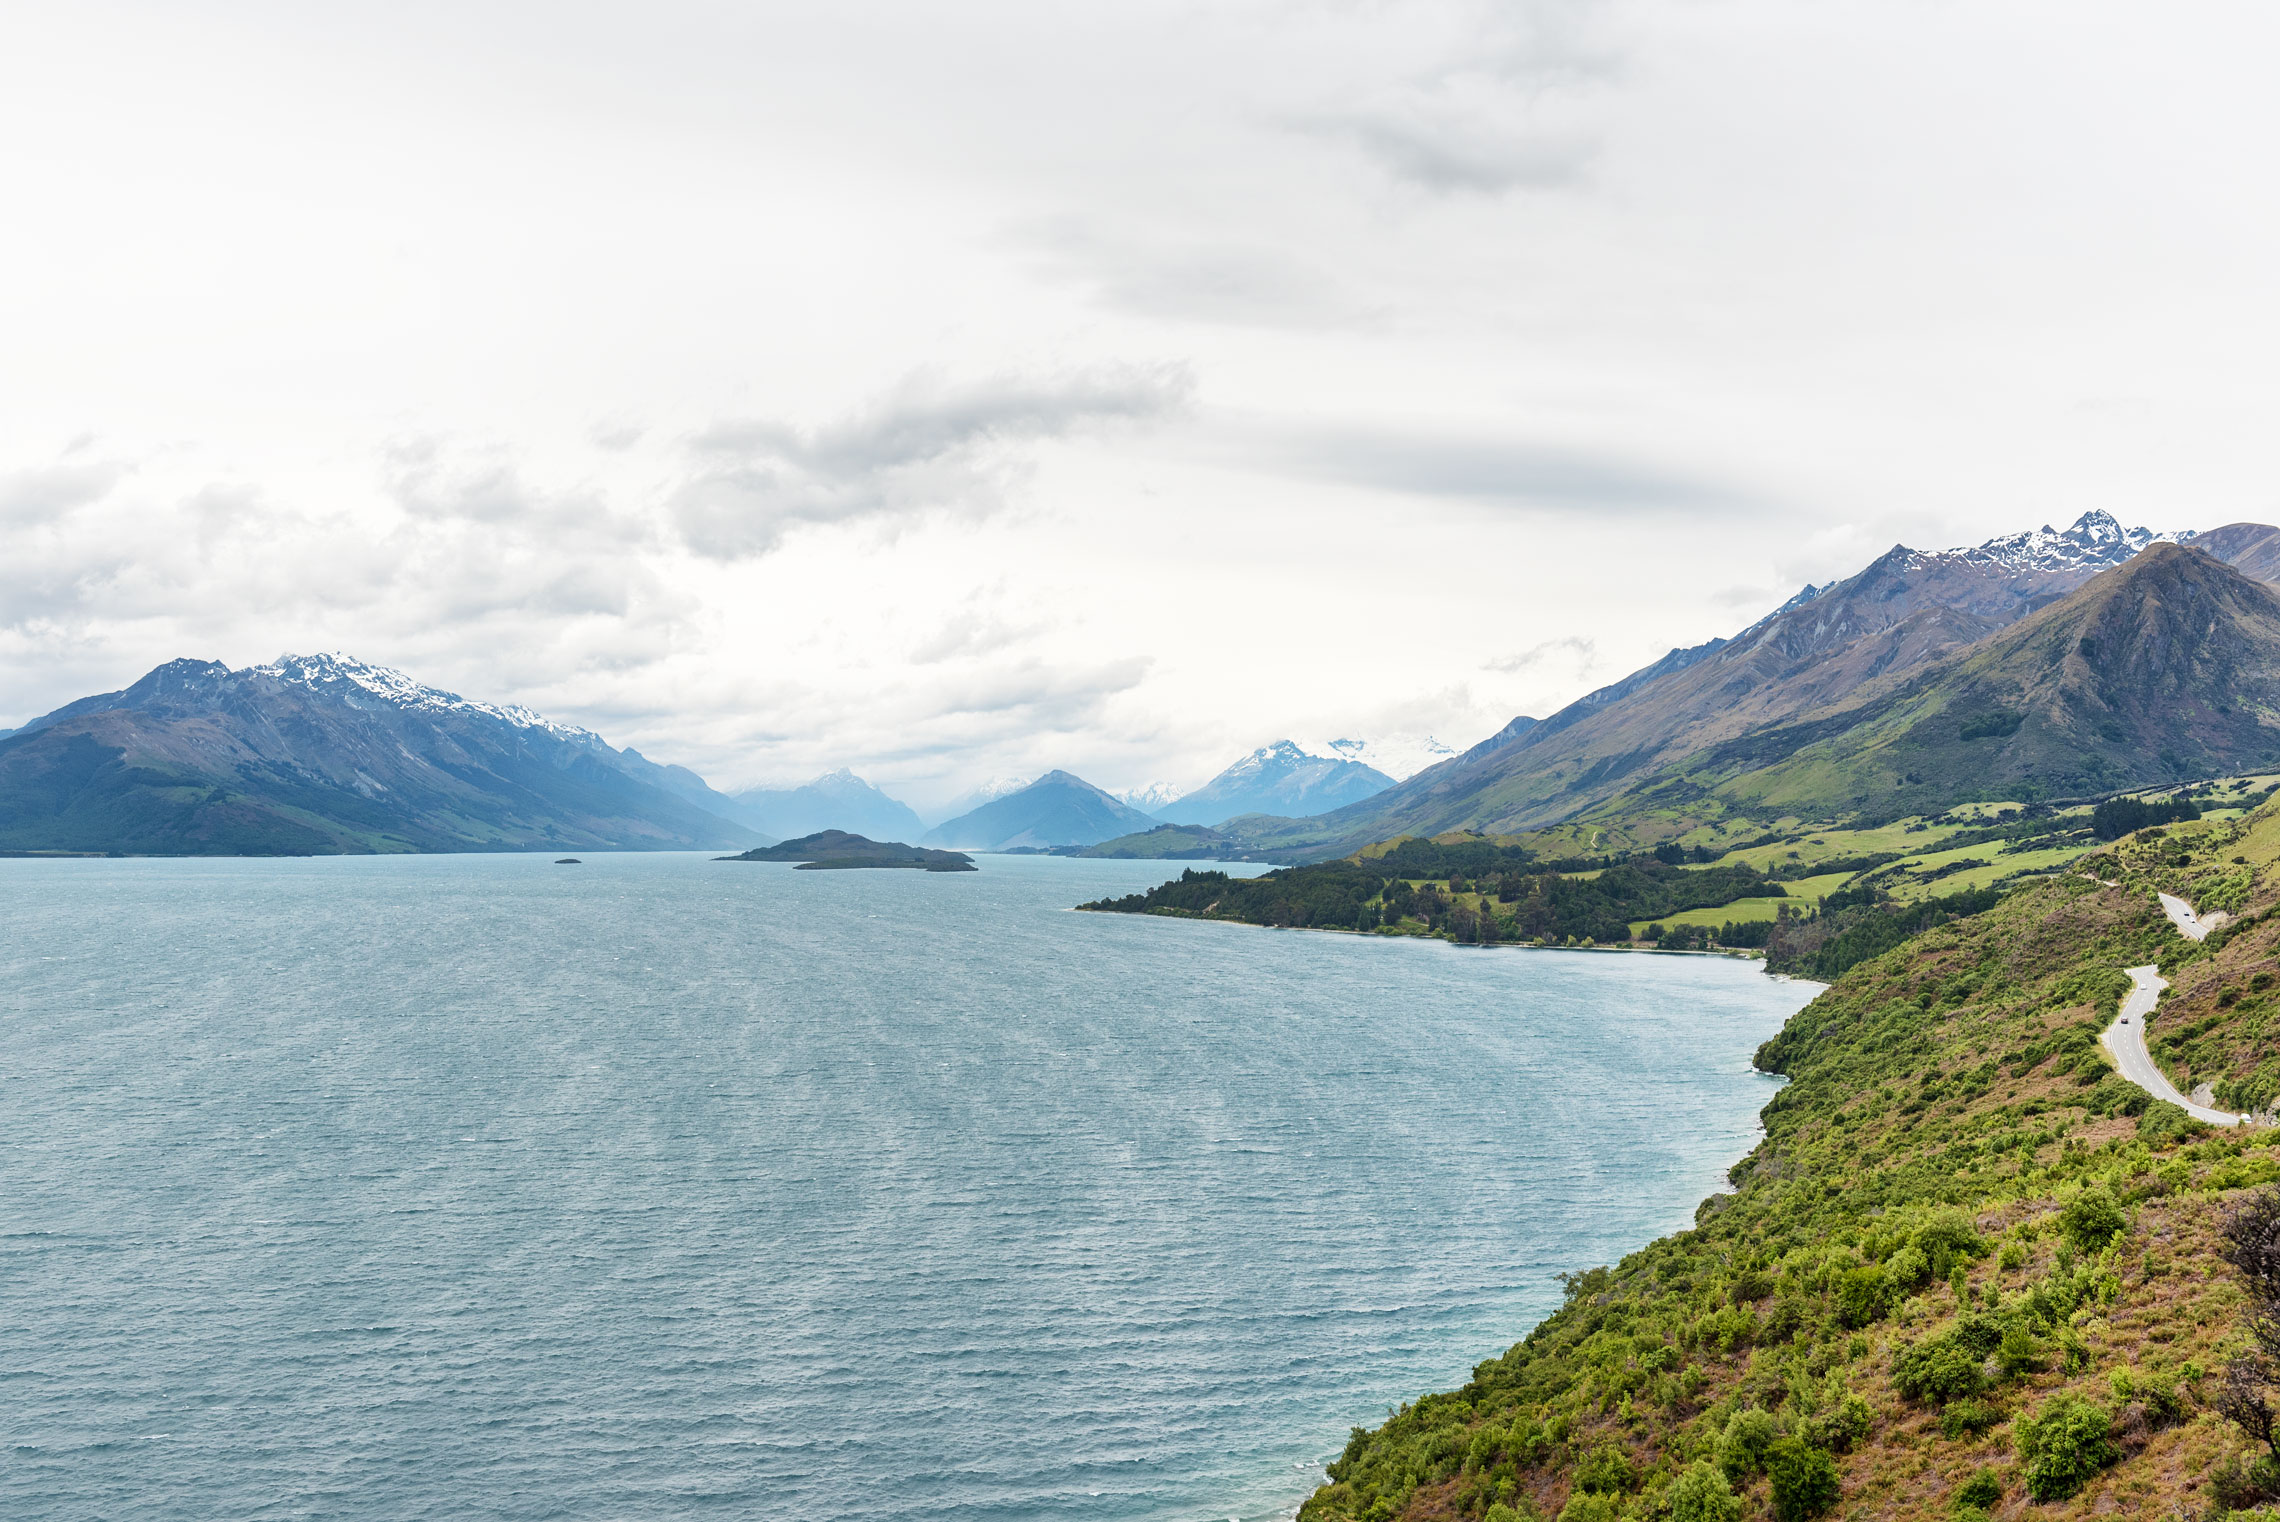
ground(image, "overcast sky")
xmin=5 ymin=1 xmax=2279 ymax=808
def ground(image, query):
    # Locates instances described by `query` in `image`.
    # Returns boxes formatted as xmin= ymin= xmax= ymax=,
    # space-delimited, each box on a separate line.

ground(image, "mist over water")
xmin=0 ymin=853 xmax=1813 ymax=1521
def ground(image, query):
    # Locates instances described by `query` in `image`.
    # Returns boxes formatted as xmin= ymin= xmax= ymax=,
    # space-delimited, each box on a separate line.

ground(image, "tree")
xmin=2218 ymin=1187 xmax=2280 ymax=1460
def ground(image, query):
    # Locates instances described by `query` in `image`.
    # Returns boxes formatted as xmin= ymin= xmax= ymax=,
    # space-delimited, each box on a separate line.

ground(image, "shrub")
xmin=1893 ymin=1338 xmax=1985 ymax=1405
xmin=2150 ymin=1097 xmax=2214 ymax=1145
xmin=1761 ymin=1295 xmax=1809 ymax=1345
xmin=2013 ymin=1393 xmax=2118 ymax=1501
xmin=1766 ymin=1437 xmax=1841 ymax=1521
xmin=1915 ymin=1211 xmax=1989 ymax=1277
xmin=1666 ymin=1459 xmax=1743 ymax=1522
xmin=1939 ymin=1399 xmax=2000 ymax=1439
xmin=1729 ymin=1266 xmax=1775 ymax=1304
xmin=1556 ymin=1492 xmax=1621 ymax=1522
xmin=1835 ymin=1265 xmax=1890 ymax=1328
xmin=2060 ymin=1186 xmax=2127 ymax=1254
xmin=1717 ymin=1408 xmax=1780 ymax=1479
xmin=1484 ymin=1506 xmax=1523 ymax=1522
xmin=1955 ymin=1469 xmax=2003 ymax=1508
xmin=1997 ymin=1322 xmax=2046 ymax=1377
xmin=1805 ymin=1390 xmax=1874 ymax=1452
xmin=2210 ymin=1451 xmax=2280 ymax=1512
xmin=1572 ymin=1444 xmax=1634 ymax=1494
xmin=1885 ymin=1243 xmax=1932 ymax=1293
xmin=2138 ymin=1371 xmax=2186 ymax=1426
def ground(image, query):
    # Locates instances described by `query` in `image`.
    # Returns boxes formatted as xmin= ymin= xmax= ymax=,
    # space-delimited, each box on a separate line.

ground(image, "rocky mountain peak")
xmin=255 ymin=653 xmax=603 ymax=746
xmin=1926 ymin=509 xmax=2193 ymax=575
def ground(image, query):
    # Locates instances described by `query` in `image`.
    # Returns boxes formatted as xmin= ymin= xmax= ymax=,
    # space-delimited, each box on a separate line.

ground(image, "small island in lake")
xmin=718 ymin=830 xmax=978 ymax=872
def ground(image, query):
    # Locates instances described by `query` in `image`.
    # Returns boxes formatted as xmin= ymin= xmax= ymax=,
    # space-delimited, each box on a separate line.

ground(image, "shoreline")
xmin=1075 ymin=903 xmax=1806 ymax=969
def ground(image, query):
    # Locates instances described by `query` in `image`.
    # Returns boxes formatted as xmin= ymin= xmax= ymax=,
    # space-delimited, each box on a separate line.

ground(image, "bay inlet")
xmin=0 ymin=852 xmax=1814 ymax=1521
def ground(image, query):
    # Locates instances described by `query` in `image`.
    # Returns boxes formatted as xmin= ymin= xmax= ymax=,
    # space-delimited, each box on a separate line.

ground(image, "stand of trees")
xmin=1079 ymin=854 xmax=1788 ymax=945
xmin=2091 ymin=795 xmax=2200 ymax=841
xmin=1762 ymin=886 xmax=2004 ymax=980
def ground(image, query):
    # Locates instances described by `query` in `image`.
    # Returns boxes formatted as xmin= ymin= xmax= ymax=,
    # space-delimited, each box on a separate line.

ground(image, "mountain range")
xmin=0 ymin=653 xmax=765 ymax=854
xmin=1142 ymin=512 xmax=2280 ymax=859
xmin=729 ymin=769 xmax=926 ymax=843
xmin=919 ymin=770 xmax=1161 ymax=851
xmin=1152 ymin=740 xmax=1394 ymax=826
xmin=15 ymin=513 xmax=2280 ymax=859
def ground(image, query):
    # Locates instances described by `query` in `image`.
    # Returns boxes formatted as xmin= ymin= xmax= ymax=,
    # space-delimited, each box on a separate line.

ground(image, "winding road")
xmin=2100 ymin=964 xmax=2248 ymax=1126
xmin=2158 ymin=891 xmax=2229 ymax=942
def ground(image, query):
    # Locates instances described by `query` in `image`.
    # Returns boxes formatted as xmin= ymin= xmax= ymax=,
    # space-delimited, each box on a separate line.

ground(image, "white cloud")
xmin=6 ymin=1 xmax=2280 ymax=806
xmin=671 ymin=366 xmax=1191 ymax=559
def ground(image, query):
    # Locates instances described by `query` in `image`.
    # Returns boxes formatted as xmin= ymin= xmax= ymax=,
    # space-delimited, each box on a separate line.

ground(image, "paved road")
xmin=2159 ymin=891 xmax=2229 ymax=942
xmin=2101 ymin=963 xmax=2249 ymax=1126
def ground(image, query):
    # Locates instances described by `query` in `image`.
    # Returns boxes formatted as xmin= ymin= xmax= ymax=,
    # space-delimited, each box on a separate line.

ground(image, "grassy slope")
xmin=1631 ymin=873 xmax=1856 ymax=936
xmin=1300 ymin=806 xmax=2280 ymax=1522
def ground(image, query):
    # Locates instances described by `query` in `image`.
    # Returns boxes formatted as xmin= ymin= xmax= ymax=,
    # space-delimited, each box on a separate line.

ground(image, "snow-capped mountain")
xmin=1155 ymin=740 xmax=1395 ymax=827
xmin=1116 ymin=780 xmax=1185 ymax=814
xmin=256 ymin=652 xmax=606 ymax=745
xmin=1929 ymin=510 xmax=2192 ymax=575
xmin=0 ymin=654 xmax=762 ymax=854
xmin=1308 ymin=733 xmax=1461 ymax=782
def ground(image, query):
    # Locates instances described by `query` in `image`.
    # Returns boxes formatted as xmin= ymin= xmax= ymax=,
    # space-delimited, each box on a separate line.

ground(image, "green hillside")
xmin=1293 ymin=802 xmax=2280 ymax=1522
xmin=1177 ymin=545 xmax=2280 ymax=867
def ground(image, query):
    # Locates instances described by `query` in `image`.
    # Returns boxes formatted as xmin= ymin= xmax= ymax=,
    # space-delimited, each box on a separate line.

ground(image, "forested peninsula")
xmin=1078 ymin=788 xmax=2256 ymax=982
xmin=1279 ymin=799 xmax=2280 ymax=1522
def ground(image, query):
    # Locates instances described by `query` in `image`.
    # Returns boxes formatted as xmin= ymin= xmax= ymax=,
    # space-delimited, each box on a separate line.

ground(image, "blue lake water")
xmin=0 ymin=852 xmax=1815 ymax=1521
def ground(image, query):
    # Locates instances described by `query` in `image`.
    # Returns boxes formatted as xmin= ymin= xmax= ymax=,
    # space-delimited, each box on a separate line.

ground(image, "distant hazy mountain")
xmin=733 ymin=769 xmax=924 ymax=842
xmin=1155 ymin=740 xmax=1394 ymax=826
xmin=922 ymin=774 xmax=1032 ymax=828
xmin=1303 ymin=732 xmax=1466 ymax=781
xmin=1115 ymin=780 xmax=1184 ymax=814
xmin=920 ymin=770 xmax=1160 ymax=850
xmin=0 ymin=652 xmax=764 ymax=855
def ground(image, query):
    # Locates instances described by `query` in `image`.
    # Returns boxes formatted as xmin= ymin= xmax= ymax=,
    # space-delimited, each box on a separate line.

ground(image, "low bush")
xmin=1766 ymin=1437 xmax=1841 ymax=1521
xmin=1717 ymin=1408 xmax=1780 ymax=1479
xmin=1940 ymin=1399 xmax=2001 ymax=1439
xmin=2013 ymin=1393 xmax=2118 ymax=1501
xmin=1555 ymin=1491 xmax=1621 ymax=1522
xmin=1665 ymin=1460 xmax=1743 ymax=1522
xmin=1955 ymin=1469 xmax=2003 ymax=1508
xmin=2060 ymin=1186 xmax=2128 ymax=1254
xmin=1894 ymin=1336 xmax=1987 ymax=1405
xmin=1571 ymin=1444 xmax=1634 ymax=1494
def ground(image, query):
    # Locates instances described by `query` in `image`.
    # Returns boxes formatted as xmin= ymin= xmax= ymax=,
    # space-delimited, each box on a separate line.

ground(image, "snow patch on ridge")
xmin=1116 ymin=780 xmax=1184 ymax=812
xmin=1922 ymin=510 xmax=2194 ymax=575
xmin=254 ymin=653 xmax=605 ymax=745
xmin=1308 ymin=733 xmax=1459 ymax=781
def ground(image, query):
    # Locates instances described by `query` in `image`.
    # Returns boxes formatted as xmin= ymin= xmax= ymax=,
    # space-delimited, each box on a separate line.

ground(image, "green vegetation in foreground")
xmin=1294 ymin=799 xmax=2280 ymax=1522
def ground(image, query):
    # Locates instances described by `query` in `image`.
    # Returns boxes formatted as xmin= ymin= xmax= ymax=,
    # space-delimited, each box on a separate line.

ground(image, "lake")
xmin=0 ymin=852 xmax=1816 ymax=1520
